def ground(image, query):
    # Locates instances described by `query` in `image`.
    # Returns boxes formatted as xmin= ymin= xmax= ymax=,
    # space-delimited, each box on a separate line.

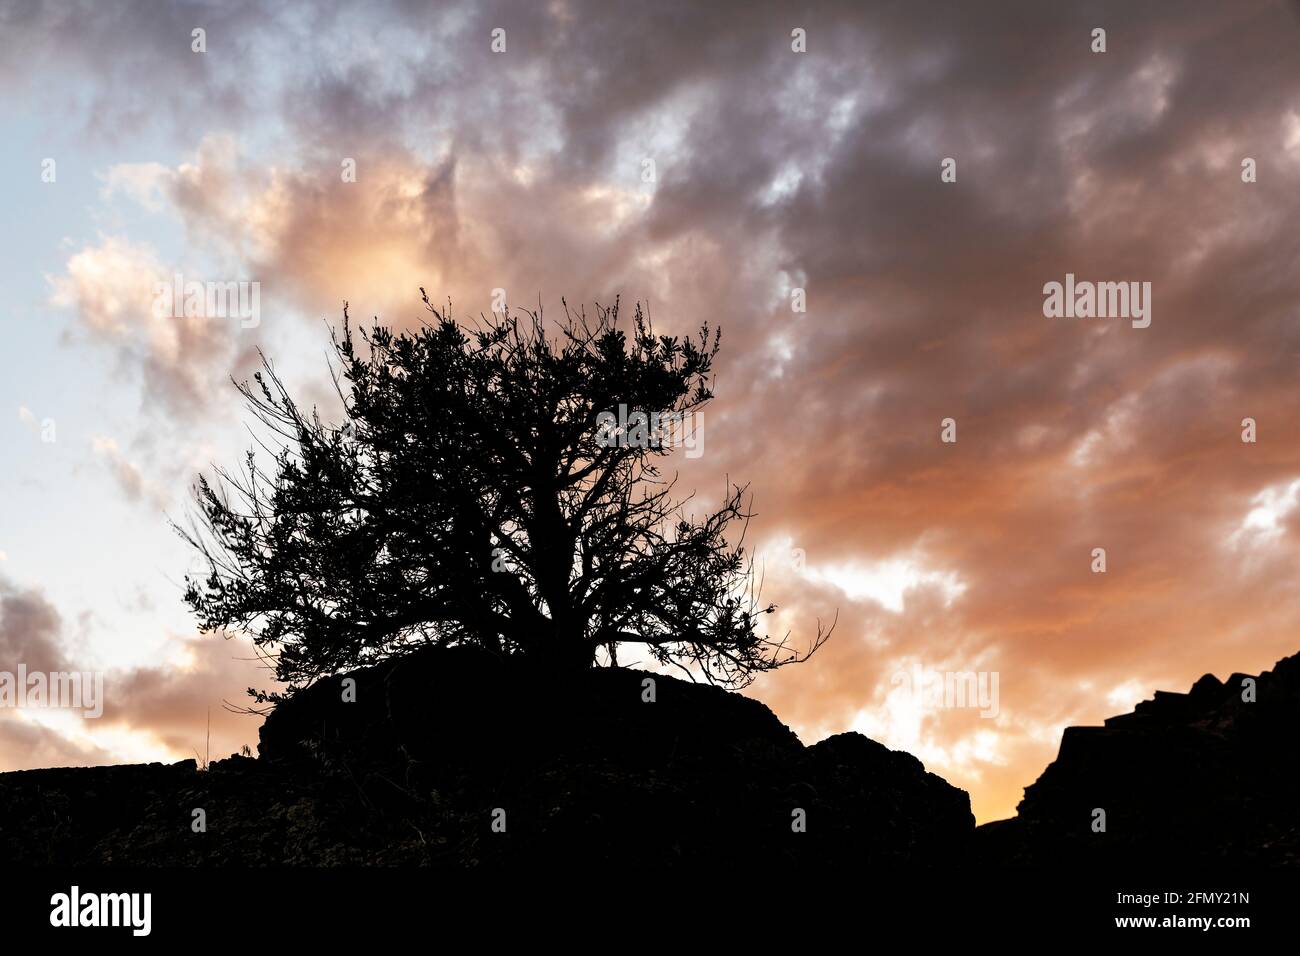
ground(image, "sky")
xmin=1 ymin=0 xmax=1299 ymax=824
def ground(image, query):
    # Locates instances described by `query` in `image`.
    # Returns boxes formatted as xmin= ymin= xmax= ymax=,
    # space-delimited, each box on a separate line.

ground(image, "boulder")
xmin=258 ymin=645 xmax=975 ymax=867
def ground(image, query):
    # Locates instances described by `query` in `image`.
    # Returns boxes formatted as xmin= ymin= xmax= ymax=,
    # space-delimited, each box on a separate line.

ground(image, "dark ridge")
xmin=6 ymin=646 xmax=1294 ymax=867
xmin=0 ymin=646 xmax=972 ymax=867
xmin=978 ymin=650 xmax=1300 ymax=866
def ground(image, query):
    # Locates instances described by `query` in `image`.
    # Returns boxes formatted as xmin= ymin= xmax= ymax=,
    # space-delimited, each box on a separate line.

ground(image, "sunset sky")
xmin=2 ymin=0 xmax=1300 ymax=824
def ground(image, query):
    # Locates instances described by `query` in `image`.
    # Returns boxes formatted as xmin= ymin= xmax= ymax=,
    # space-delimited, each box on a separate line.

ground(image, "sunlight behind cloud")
xmin=804 ymin=556 xmax=966 ymax=613
xmin=1231 ymin=477 xmax=1300 ymax=550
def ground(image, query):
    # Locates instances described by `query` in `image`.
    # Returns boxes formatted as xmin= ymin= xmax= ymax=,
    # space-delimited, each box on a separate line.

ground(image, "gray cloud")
xmin=0 ymin=574 xmax=269 ymax=769
xmin=0 ymin=574 xmax=69 ymax=673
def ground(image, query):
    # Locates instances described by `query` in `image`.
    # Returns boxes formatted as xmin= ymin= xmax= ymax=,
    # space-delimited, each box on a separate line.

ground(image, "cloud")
xmin=16 ymin=0 xmax=1300 ymax=820
xmin=91 ymin=436 xmax=170 ymax=512
xmin=0 ymin=575 xmax=270 ymax=769
xmin=0 ymin=576 xmax=108 ymax=769
xmin=0 ymin=717 xmax=117 ymax=772
xmin=47 ymin=234 xmax=253 ymax=420
xmin=0 ymin=0 xmax=285 ymax=143
xmin=99 ymin=161 xmax=175 ymax=212
xmin=97 ymin=635 xmax=275 ymax=762
xmin=0 ymin=574 xmax=70 ymax=673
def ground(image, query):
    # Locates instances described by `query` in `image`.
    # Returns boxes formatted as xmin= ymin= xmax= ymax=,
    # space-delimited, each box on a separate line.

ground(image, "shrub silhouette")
xmin=179 ymin=294 xmax=829 ymax=699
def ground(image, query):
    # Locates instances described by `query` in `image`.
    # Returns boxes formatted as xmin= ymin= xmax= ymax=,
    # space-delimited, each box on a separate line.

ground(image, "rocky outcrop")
xmin=7 ymin=645 xmax=1297 ymax=868
xmin=0 ymin=647 xmax=974 ymax=866
xmin=978 ymin=651 xmax=1300 ymax=866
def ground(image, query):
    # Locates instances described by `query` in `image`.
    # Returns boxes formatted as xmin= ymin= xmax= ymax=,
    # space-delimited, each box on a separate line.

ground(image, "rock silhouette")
xmin=4 ymin=648 xmax=1295 ymax=867
xmin=0 ymin=647 xmax=972 ymax=866
xmin=979 ymin=650 xmax=1300 ymax=866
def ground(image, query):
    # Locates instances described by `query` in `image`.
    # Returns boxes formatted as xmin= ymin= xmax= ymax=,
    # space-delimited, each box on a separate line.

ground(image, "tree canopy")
xmin=180 ymin=294 xmax=829 ymax=699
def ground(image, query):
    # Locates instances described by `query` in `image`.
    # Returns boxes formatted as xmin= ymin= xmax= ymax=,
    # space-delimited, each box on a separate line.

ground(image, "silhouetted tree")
xmin=180 ymin=294 xmax=829 ymax=698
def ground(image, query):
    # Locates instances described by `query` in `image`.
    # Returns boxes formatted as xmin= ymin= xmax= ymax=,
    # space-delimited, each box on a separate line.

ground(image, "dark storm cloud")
xmin=0 ymin=574 xmax=69 ymax=673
